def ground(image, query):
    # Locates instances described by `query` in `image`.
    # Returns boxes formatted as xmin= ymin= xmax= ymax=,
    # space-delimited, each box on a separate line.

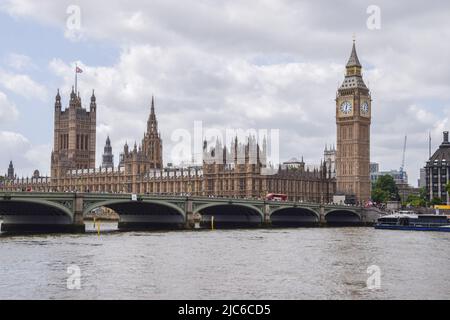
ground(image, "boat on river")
xmin=375 ymin=210 xmax=450 ymax=232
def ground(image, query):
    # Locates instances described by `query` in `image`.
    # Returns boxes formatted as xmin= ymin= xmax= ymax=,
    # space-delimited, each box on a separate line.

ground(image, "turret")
xmin=90 ymin=90 xmax=96 ymax=112
xmin=69 ymin=86 xmax=77 ymax=105
xmin=55 ymin=89 xmax=61 ymax=110
xmin=102 ymin=135 xmax=114 ymax=169
xmin=7 ymin=160 xmax=14 ymax=180
xmin=147 ymin=95 xmax=158 ymax=134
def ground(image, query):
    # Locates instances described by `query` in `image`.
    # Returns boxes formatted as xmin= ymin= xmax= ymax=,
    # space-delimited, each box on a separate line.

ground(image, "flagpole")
xmin=75 ymin=63 xmax=78 ymax=94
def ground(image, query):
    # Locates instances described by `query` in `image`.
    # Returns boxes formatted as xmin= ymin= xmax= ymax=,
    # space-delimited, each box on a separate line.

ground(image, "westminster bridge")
xmin=0 ymin=192 xmax=382 ymax=232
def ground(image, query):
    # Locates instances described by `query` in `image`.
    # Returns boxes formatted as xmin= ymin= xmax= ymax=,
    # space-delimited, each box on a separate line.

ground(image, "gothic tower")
xmin=51 ymin=88 xmax=97 ymax=179
xmin=102 ymin=136 xmax=114 ymax=169
xmin=7 ymin=160 xmax=14 ymax=180
xmin=324 ymin=144 xmax=336 ymax=179
xmin=335 ymin=41 xmax=371 ymax=203
xmin=141 ymin=96 xmax=163 ymax=169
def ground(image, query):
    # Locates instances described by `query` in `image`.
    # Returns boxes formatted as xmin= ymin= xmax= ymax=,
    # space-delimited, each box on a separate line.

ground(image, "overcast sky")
xmin=0 ymin=0 xmax=449 ymax=187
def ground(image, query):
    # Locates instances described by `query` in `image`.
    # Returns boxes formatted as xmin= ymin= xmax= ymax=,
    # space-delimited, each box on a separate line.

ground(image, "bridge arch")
xmin=0 ymin=198 xmax=75 ymax=232
xmin=194 ymin=202 xmax=264 ymax=227
xmin=83 ymin=199 xmax=185 ymax=217
xmin=83 ymin=199 xmax=186 ymax=229
xmin=270 ymin=206 xmax=320 ymax=226
xmin=0 ymin=198 xmax=74 ymax=220
xmin=325 ymin=209 xmax=361 ymax=225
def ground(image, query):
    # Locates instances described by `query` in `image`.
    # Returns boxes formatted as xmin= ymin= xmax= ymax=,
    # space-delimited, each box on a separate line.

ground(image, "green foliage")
xmin=446 ymin=182 xmax=450 ymax=194
xmin=371 ymin=175 xmax=400 ymax=203
xmin=431 ymin=197 xmax=443 ymax=206
xmin=419 ymin=187 xmax=427 ymax=200
xmin=405 ymin=194 xmax=426 ymax=207
xmin=372 ymin=188 xmax=389 ymax=203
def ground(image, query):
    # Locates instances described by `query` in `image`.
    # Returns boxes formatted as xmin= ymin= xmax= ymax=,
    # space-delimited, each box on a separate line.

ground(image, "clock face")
xmin=361 ymin=101 xmax=369 ymax=114
xmin=340 ymin=101 xmax=352 ymax=115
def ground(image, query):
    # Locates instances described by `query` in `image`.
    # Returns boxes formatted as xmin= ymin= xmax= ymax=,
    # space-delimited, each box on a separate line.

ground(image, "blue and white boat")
xmin=375 ymin=211 xmax=450 ymax=232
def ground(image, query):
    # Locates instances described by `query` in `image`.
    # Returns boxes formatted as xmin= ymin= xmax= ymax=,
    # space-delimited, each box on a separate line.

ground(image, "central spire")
xmin=340 ymin=39 xmax=367 ymax=90
xmin=346 ymin=40 xmax=362 ymax=68
xmin=147 ymin=95 xmax=158 ymax=134
xmin=151 ymin=95 xmax=155 ymax=114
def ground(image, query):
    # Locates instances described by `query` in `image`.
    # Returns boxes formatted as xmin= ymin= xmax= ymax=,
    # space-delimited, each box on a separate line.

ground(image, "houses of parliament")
xmin=1 ymin=41 xmax=372 ymax=204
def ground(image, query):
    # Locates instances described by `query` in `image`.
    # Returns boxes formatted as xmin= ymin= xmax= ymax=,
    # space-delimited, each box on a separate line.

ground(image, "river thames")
xmin=0 ymin=223 xmax=449 ymax=299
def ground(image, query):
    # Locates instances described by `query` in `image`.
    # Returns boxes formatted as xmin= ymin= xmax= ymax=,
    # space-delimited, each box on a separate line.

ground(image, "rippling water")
xmin=0 ymin=222 xmax=449 ymax=299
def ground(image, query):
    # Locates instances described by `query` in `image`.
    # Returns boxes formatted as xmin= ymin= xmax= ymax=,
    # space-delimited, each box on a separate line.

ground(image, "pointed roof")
xmin=151 ymin=95 xmax=155 ymax=114
xmin=70 ymin=86 xmax=76 ymax=100
xmin=339 ymin=40 xmax=367 ymax=90
xmin=146 ymin=95 xmax=158 ymax=134
xmin=346 ymin=40 xmax=362 ymax=68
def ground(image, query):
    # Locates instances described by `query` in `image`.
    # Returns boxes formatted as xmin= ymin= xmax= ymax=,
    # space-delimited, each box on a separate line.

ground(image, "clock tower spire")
xmin=335 ymin=40 xmax=371 ymax=204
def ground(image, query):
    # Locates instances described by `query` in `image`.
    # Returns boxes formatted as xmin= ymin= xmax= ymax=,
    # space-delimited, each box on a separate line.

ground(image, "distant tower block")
xmin=102 ymin=136 xmax=114 ymax=169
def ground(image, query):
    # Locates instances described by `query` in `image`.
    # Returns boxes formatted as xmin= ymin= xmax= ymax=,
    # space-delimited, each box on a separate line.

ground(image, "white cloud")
xmin=48 ymin=45 xmax=344 ymax=170
xmin=0 ymin=130 xmax=29 ymax=147
xmin=0 ymin=91 xmax=19 ymax=123
xmin=0 ymin=131 xmax=51 ymax=177
xmin=24 ymin=143 xmax=52 ymax=174
xmin=5 ymin=53 xmax=33 ymax=70
xmin=0 ymin=69 xmax=48 ymax=101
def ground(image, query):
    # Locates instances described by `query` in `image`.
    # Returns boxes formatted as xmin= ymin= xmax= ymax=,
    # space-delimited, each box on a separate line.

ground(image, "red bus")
xmin=265 ymin=193 xmax=287 ymax=201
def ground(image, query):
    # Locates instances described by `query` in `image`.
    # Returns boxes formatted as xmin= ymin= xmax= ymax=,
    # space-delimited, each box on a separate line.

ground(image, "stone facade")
xmin=425 ymin=131 xmax=450 ymax=204
xmin=335 ymin=41 xmax=371 ymax=203
xmin=51 ymin=88 xmax=96 ymax=179
xmin=1 ymin=90 xmax=336 ymax=202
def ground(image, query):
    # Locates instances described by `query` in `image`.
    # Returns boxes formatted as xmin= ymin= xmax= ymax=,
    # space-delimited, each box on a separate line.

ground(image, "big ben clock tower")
xmin=336 ymin=40 xmax=371 ymax=203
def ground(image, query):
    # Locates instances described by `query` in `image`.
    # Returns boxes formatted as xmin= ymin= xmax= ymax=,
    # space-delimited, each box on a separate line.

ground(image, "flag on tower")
xmin=75 ymin=64 xmax=83 ymax=93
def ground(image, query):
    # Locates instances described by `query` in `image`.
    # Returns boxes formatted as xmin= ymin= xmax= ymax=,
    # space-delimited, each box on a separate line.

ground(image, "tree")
xmin=406 ymin=194 xmax=426 ymax=207
xmin=372 ymin=188 xmax=389 ymax=204
xmin=431 ymin=197 xmax=443 ymax=206
xmin=371 ymin=175 xmax=400 ymax=203
xmin=447 ymin=182 xmax=450 ymax=194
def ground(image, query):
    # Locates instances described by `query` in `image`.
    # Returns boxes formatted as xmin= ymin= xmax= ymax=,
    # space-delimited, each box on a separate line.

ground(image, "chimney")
xmin=444 ymin=131 xmax=449 ymax=143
